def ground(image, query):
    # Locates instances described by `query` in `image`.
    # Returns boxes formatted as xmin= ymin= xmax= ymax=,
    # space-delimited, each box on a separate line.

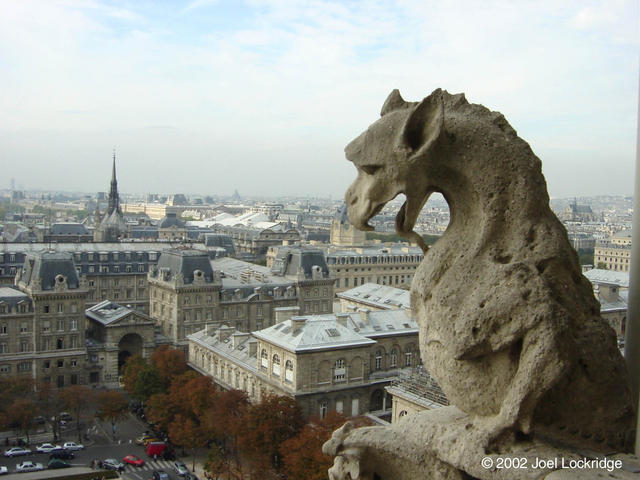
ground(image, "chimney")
xmin=206 ymin=323 xmax=217 ymax=336
xmin=358 ymin=308 xmax=371 ymax=324
xmin=248 ymin=339 xmax=257 ymax=357
xmin=275 ymin=306 xmax=300 ymax=324
xmin=291 ymin=316 xmax=307 ymax=331
xmin=336 ymin=313 xmax=349 ymax=328
xmin=232 ymin=332 xmax=250 ymax=349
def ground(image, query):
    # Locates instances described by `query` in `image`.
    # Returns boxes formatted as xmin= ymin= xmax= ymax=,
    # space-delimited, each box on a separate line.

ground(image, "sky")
xmin=1 ymin=0 xmax=638 ymax=199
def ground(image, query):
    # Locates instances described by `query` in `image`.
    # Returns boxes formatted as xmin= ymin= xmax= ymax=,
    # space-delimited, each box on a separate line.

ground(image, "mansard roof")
xmin=153 ymin=248 xmax=215 ymax=284
xmin=20 ymin=252 xmax=80 ymax=290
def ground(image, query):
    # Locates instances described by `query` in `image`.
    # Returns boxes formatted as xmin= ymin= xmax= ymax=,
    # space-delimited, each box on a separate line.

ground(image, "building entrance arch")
xmin=118 ymin=333 xmax=143 ymax=373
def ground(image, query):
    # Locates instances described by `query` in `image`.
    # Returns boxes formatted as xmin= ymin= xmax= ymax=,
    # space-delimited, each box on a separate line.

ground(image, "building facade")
xmin=148 ymin=247 xmax=334 ymax=351
xmin=187 ymin=308 xmax=419 ymax=419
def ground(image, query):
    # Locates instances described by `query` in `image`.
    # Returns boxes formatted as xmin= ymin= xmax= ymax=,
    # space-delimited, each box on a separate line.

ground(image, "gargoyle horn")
xmin=380 ymin=89 xmax=411 ymax=116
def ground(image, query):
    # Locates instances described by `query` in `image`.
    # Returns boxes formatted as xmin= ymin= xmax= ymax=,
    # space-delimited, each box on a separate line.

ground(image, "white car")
xmin=102 ymin=458 xmax=124 ymax=471
xmin=3 ymin=447 xmax=31 ymax=457
xmin=35 ymin=443 xmax=60 ymax=453
xmin=0 ymin=465 xmax=7 ymax=475
xmin=16 ymin=461 xmax=44 ymax=472
xmin=61 ymin=442 xmax=83 ymax=451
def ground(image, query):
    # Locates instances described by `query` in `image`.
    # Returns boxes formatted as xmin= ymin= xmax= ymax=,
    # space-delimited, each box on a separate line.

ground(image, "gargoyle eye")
xmin=361 ymin=165 xmax=382 ymax=175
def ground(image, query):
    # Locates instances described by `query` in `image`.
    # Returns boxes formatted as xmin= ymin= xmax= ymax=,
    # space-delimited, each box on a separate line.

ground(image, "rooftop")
xmin=338 ymin=283 xmax=411 ymax=310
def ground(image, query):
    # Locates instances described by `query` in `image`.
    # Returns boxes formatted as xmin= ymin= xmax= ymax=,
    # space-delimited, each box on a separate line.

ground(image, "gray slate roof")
xmin=584 ymin=269 xmax=630 ymax=288
xmin=86 ymin=300 xmax=133 ymax=325
xmin=338 ymin=283 xmax=411 ymax=310
xmin=20 ymin=252 xmax=80 ymax=290
xmin=154 ymin=248 xmax=215 ymax=284
xmin=50 ymin=223 xmax=89 ymax=235
xmin=0 ymin=287 xmax=31 ymax=309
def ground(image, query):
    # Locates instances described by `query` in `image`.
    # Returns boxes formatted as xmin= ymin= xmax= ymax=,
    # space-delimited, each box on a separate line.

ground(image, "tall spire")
xmin=107 ymin=148 xmax=121 ymax=215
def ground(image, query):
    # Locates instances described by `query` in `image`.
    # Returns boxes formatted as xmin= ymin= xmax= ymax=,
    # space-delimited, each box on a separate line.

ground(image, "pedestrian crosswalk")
xmin=122 ymin=458 xmax=175 ymax=472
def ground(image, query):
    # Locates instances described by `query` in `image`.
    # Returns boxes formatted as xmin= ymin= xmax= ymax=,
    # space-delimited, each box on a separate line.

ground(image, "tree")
xmin=168 ymin=414 xmax=206 ymax=470
xmin=280 ymin=411 xmax=348 ymax=480
xmin=201 ymin=389 xmax=248 ymax=468
xmin=60 ymin=385 xmax=95 ymax=442
xmin=122 ymin=355 xmax=147 ymax=397
xmin=95 ymin=390 xmax=129 ymax=438
xmin=133 ymin=365 xmax=166 ymax=401
xmin=151 ymin=346 xmax=188 ymax=384
xmin=145 ymin=393 xmax=176 ymax=433
xmin=8 ymin=399 xmax=37 ymax=445
xmin=237 ymin=394 xmax=304 ymax=474
xmin=204 ymin=444 xmax=231 ymax=480
xmin=35 ymin=381 xmax=64 ymax=441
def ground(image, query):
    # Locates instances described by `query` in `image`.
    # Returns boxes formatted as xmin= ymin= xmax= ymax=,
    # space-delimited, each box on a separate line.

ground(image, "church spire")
xmin=107 ymin=148 xmax=121 ymax=215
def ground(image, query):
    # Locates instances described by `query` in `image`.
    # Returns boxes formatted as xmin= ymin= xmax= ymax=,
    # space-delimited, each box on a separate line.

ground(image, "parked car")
xmin=36 ymin=443 xmax=60 ymax=453
xmin=16 ymin=461 xmax=44 ymax=472
xmin=59 ymin=412 xmax=73 ymax=422
xmin=49 ymin=449 xmax=74 ymax=460
xmin=152 ymin=471 xmax=170 ymax=480
xmin=143 ymin=437 xmax=160 ymax=446
xmin=102 ymin=458 xmax=125 ymax=472
xmin=61 ymin=442 xmax=83 ymax=451
xmin=47 ymin=458 xmax=71 ymax=469
xmin=135 ymin=434 xmax=153 ymax=445
xmin=173 ymin=461 xmax=189 ymax=476
xmin=184 ymin=474 xmax=199 ymax=480
xmin=3 ymin=447 xmax=31 ymax=457
xmin=0 ymin=466 xmax=7 ymax=475
xmin=33 ymin=416 xmax=46 ymax=425
xmin=122 ymin=454 xmax=144 ymax=467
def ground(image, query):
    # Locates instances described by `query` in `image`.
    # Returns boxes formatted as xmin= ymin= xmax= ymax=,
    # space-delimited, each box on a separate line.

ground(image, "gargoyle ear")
xmin=381 ymin=89 xmax=410 ymax=116
xmin=400 ymin=88 xmax=445 ymax=156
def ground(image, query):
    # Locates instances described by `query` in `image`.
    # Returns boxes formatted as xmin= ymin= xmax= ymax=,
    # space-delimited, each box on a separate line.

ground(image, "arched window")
xmin=390 ymin=348 xmax=398 ymax=368
xmin=374 ymin=350 xmax=382 ymax=371
xmin=334 ymin=358 xmax=346 ymax=382
xmin=272 ymin=354 xmax=281 ymax=376
xmin=285 ymin=360 xmax=294 ymax=382
xmin=261 ymin=349 xmax=268 ymax=369
xmin=405 ymin=349 xmax=413 ymax=367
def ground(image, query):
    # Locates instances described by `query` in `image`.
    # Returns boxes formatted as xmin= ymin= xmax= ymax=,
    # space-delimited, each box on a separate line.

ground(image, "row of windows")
xmin=336 ymin=275 xmax=412 ymax=288
xmin=42 ymin=304 xmax=79 ymax=314
xmin=327 ymin=254 xmax=423 ymax=265
xmin=81 ymin=264 xmax=147 ymax=274
xmin=0 ymin=303 xmax=30 ymax=314
xmin=261 ymin=350 xmax=294 ymax=382
xmin=72 ymin=252 xmax=156 ymax=262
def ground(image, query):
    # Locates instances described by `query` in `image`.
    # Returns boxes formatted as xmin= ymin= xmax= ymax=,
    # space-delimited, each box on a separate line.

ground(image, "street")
xmin=0 ymin=412 xmax=200 ymax=480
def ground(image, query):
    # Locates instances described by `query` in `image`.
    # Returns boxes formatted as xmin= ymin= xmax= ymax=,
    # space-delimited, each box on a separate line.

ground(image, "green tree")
xmin=134 ymin=365 xmax=166 ymax=401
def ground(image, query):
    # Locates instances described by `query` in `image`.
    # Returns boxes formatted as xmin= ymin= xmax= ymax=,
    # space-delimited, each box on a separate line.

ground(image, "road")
xmin=0 ymin=413 xmax=195 ymax=480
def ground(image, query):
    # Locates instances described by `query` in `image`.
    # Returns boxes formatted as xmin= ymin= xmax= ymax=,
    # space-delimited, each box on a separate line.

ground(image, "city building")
xmin=337 ymin=283 xmax=411 ymax=313
xmin=385 ymin=366 xmax=448 ymax=423
xmin=94 ymin=154 xmax=128 ymax=242
xmin=148 ymin=247 xmax=334 ymax=352
xmin=85 ymin=300 xmax=164 ymax=387
xmin=594 ymin=230 xmax=632 ymax=272
xmin=187 ymin=308 xmax=419 ymax=418
xmin=0 ymin=252 xmax=93 ymax=387
xmin=330 ymin=204 xmax=367 ymax=246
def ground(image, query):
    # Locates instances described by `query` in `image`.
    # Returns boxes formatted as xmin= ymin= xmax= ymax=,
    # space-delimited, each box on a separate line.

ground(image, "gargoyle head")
xmin=344 ymin=88 xmax=445 ymax=252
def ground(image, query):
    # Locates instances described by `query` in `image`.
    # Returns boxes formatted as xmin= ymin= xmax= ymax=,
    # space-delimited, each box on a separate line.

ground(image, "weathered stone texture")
xmin=325 ymin=88 xmax=635 ymax=479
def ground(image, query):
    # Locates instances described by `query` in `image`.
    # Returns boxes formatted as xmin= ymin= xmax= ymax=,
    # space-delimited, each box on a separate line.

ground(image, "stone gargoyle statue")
xmin=323 ymin=89 xmax=635 ymax=480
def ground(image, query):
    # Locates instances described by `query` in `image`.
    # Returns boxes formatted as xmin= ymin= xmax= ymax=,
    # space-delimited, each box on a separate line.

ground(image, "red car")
xmin=122 ymin=454 xmax=145 ymax=467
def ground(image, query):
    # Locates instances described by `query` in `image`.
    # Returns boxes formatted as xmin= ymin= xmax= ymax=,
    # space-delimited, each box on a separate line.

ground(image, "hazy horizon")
xmin=2 ymin=1 xmax=638 ymax=199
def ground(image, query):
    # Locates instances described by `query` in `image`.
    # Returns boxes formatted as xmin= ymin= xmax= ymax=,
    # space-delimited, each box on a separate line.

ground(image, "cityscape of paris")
xmin=1 ymin=1 xmax=638 ymax=480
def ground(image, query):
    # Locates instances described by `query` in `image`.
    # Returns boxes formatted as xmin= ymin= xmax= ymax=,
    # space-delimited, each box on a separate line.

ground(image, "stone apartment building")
xmin=187 ymin=308 xmax=419 ymax=419
xmin=148 ymin=247 xmax=334 ymax=352
xmin=0 ymin=252 xmax=93 ymax=387
xmin=267 ymin=244 xmax=424 ymax=293
xmin=337 ymin=283 xmax=411 ymax=314
xmin=0 ymin=242 xmax=225 ymax=314
xmin=593 ymin=229 xmax=632 ymax=272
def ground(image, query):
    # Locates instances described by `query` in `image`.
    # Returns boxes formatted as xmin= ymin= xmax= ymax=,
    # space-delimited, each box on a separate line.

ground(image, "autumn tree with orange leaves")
xmin=236 ymin=394 xmax=304 ymax=476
